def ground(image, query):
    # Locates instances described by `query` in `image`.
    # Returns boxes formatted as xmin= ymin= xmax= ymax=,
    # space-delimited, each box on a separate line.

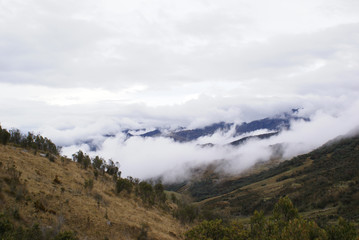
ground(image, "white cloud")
xmin=58 ymin=99 xmax=359 ymax=181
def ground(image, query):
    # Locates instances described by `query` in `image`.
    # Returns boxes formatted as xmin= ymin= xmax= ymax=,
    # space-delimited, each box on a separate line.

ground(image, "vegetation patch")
xmin=186 ymin=197 xmax=358 ymax=240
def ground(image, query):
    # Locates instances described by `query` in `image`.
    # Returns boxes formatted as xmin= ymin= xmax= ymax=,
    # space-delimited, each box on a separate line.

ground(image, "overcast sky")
xmin=1 ymin=1 xmax=359 ymax=178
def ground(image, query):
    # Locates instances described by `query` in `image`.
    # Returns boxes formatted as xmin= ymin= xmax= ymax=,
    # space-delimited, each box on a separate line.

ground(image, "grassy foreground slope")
xmin=0 ymin=145 xmax=186 ymax=240
xmin=192 ymin=135 xmax=359 ymax=223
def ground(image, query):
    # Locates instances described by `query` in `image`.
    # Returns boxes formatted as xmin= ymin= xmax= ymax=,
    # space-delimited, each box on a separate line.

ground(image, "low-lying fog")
xmin=60 ymin=101 xmax=359 ymax=182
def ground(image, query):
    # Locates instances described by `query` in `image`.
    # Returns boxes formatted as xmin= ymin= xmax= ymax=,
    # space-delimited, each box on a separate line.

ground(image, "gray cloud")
xmin=1 ymin=0 xmax=359 ymax=181
xmin=1 ymin=0 xmax=359 ymax=90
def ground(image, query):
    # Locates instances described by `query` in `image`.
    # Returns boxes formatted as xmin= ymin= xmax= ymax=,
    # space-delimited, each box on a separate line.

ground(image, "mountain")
xmin=229 ymin=132 xmax=279 ymax=146
xmin=75 ymin=110 xmax=309 ymax=151
xmin=168 ymin=122 xmax=233 ymax=142
xmin=123 ymin=129 xmax=162 ymax=138
xmin=132 ymin=110 xmax=308 ymax=141
xmin=177 ymin=134 xmax=359 ymax=223
xmin=168 ymin=112 xmax=308 ymax=143
xmin=140 ymin=129 xmax=162 ymax=137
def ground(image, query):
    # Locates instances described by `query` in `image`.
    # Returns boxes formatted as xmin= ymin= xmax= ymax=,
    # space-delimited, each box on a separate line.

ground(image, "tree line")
xmin=0 ymin=124 xmax=60 ymax=155
xmin=71 ymin=150 xmax=168 ymax=208
xmin=72 ymin=150 xmax=120 ymax=177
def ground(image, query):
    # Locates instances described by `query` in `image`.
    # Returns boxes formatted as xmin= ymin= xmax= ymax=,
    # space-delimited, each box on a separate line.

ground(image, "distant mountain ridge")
xmin=229 ymin=132 xmax=280 ymax=146
xmin=125 ymin=109 xmax=309 ymax=142
xmin=77 ymin=109 xmax=309 ymax=151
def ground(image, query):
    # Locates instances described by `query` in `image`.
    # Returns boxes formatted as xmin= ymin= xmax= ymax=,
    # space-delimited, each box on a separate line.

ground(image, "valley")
xmin=173 ymin=134 xmax=359 ymax=226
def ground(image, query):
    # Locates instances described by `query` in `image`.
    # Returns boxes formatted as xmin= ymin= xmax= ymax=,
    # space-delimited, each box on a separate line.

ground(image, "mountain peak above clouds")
xmin=131 ymin=109 xmax=309 ymax=143
xmin=73 ymin=109 xmax=309 ymax=152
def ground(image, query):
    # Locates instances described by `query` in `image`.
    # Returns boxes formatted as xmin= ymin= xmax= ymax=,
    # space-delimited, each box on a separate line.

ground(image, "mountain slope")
xmin=185 ymin=134 xmax=359 ymax=222
xmin=0 ymin=145 xmax=186 ymax=240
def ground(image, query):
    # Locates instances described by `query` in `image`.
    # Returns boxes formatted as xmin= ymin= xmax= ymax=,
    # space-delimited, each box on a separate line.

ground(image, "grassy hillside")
xmin=186 ymin=135 xmax=359 ymax=224
xmin=0 ymin=145 xmax=187 ymax=240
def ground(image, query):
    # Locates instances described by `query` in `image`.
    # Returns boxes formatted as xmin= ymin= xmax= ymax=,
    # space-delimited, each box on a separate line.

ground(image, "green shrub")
xmin=48 ymin=154 xmax=55 ymax=162
xmin=0 ymin=213 xmax=43 ymax=240
xmin=185 ymin=219 xmax=249 ymax=240
xmin=173 ymin=204 xmax=198 ymax=224
xmin=84 ymin=179 xmax=94 ymax=191
xmin=138 ymin=181 xmax=154 ymax=205
xmin=154 ymin=183 xmax=166 ymax=204
xmin=327 ymin=217 xmax=357 ymax=240
xmin=185 ymin=197 xmax=358 ymax=240
xmin=116 ymin=178 xmax=133 ymax=194
xmin=0 ymin=213 xmax=12 ymax=236
xmin=137 ymin=223 xmax=149 ymax=240
xmin=53 ymin=231 xmax=79 ymax=240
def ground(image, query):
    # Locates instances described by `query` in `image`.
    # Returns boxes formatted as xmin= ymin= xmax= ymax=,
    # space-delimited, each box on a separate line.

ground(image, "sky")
xmin=1 ymin=0 xmax=359 ymax=180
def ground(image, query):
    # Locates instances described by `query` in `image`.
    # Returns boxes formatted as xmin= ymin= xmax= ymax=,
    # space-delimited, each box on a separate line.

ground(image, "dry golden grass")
xmin=240 ymin=158 xmax=313 ymax=194
xmin=0 ymin=145 xmax=188 ymax=240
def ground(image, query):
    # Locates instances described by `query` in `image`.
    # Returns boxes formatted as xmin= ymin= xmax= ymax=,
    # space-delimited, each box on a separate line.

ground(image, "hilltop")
xmin=0 ymin=144 xmax=187 ymax=240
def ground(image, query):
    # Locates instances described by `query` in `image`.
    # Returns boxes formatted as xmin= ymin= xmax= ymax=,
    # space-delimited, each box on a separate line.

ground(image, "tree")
xmin=154 ymin=183 xmax=166 ymax=204
xmin=138 ymin=181 xmax=154 ymax=205
xmin=280 ymin=218 xmax=327 ymax=240
xmin=250 ymin=210 xmax=268 ymax=240
xmin=83 ymin=155 xmax=91 ymax=169
xmin=185 ymin=219 xmax=228 ymax=240
xmin=72 ymin=150 xmax=85 ymax=164
xmin=9 ymin=129 xmax=21 ymax=145
xmin=92 ymin=156 xmax=104 ymax=170
xmin=72 ymin=150 xmax=91 ymax=169
xmin=116 ymin=178 xmax=133 ymax=194
xmin=327 ymin=217 xmax=357 ymax=240
xmin=26 ymin=132 xmax=35 ymax=148
xmin=106 ymin=159 xmax=119 ymax=176
xmin=173 ymin=203 xmax=198 ymax=224
xmin=185 ymin=219 xmax=248 ymax=240
xmin=34 ymin=134 xmax=44 ymax=150
xmin=0 ymin=125 xmax=10 ymax=145
xmin=273 ymin=196 xmax=299 ymax=222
